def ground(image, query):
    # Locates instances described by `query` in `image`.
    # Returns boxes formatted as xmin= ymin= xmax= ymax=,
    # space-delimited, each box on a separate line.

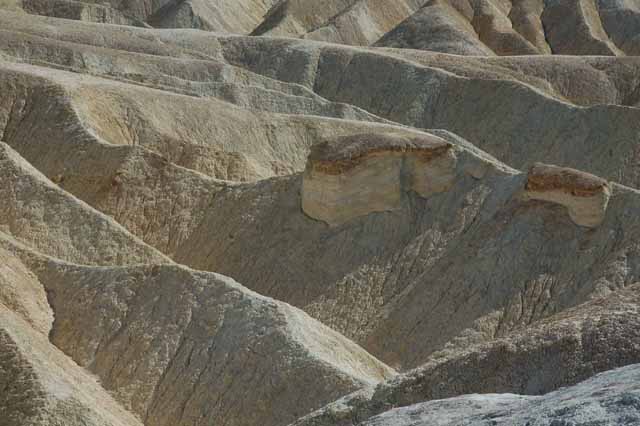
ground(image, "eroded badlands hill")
xmin=1 ymin=2 xmax=640 ymax=426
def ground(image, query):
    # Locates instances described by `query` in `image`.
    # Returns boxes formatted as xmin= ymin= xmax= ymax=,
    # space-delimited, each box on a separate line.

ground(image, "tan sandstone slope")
xmin=1 ymin=3 xmax=640 ymax=426
xmin=7 ymin=0 xmax=640 ymax=58
xmin=1 ymin=140 xmax=398 ymax=426
xmin=376 ymin=0 xmax=636 ymax=55
xmin=165 ymin=132 xmax=640 ymax=370
xmin=0 ymin=223 xmax=394 ymax=426
xmin=0 ymin=142 xmax=169 ymax=266
xmin=4 ymin=12 xmax=639 ymax=187
xmin=0 ymin=244 xmax=144 ymax=426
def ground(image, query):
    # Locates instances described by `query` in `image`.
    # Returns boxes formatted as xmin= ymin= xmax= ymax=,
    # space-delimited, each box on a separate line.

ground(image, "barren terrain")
xmin=2 ymin=2 xmax=640 ymax=425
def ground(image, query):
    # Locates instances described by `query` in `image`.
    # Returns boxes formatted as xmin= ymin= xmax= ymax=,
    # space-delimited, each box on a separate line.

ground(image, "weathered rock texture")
xmin=38 ymin=262 xmax=395 ymax=426
xmin=252 ymin=0 xmax=425 ymax=45
xmin=0 ymin=241 xmax=144 ymax=426
xmin=0 ymin=230 xmax=394 ymax=426
xmin=524 ymin=163 xmax=612 ymax=228
xmin=359 ymin=364 xmax=640 ymax=426
xmin=0 ymin=305 xmax=145 ymax=426
xmin=3 ymin=12 xmax=640 ymax=186
xmin=377 ymin=0 xmax=638 ymax=56
xmin=302 ymin=133 xmax=456 ymax=225
xmin=2 ymin=3 xmax=640 ymax=426
xmin=5 ymin=0 xmax=640 ymax=57
xmin=169 ymin=137 xmax=640 ymax=371
xmin=0 ymin=142 xmax=169 ymax=266
xmin=294 ymin=283 xmax=640 ymax=426
xmin=20 ymin=0 xmax=149 ymax=26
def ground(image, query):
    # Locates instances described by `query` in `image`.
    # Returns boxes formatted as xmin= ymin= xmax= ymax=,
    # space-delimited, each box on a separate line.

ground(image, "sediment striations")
xmin=293 ymin=283 xmax=640 ymax=426
xmin=356 ymin=364 xmax=640 ymax=426
xmin=524 ymin=163 xmax=612 ymax=228
xmin=0 ymin=232 xmax=395 ymax=426
xmin=302 ymin=133 xmax=456 ymax=226
xmin=2 ymin=3 xmax=640 ymax=426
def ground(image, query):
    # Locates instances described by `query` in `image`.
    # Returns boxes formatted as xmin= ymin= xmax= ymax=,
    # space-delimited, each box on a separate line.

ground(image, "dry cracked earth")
xmin=2 ymin=1 xmax=640 ymax=426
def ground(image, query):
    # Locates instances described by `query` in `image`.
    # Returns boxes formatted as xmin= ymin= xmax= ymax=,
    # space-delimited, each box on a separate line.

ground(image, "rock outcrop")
xmin=293 ymin=283 xmax=640 ymax=426
xmin=302 ymin=133 xmax=456 ymax=226
xmin=172 ymin=136 xmax=640 ymax=370
xmin=524 ymin=163 xmax=612 ymax=228
xmin=358 ymin=364 xmax=640 ymax=426
xmin=2 ymin=3 xmax=640 ymax=426
xmin=3 ymin=12 xmax=640 ymax=187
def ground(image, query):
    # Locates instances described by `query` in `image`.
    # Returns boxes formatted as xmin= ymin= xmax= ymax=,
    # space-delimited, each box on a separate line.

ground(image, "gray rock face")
xmin=252 ymin=0 xmax=425 ymax=45
xmin=361 ymin=364 xmax=640 ymax=426
xmin=8 ymin=0 xmax=280 ymax=32
xmin=0 ymin=242 xmax=143 ymax=426
xmin=0 ymin=142 xmax=169 ymax=266
xmin=5 ymin=0 xmax=640 ymax=57
xmin=172 ymin=138 xmax=640 ymax=370
xmin=375 ymin=2 xmax=497 ymax=55
xmin=377 ymin=0 xmax=638 ymax=56
xmin=20 ymin=0 xmax=149 ymax=27
xmin=293 ymin=283 xmax=640 ymax=426
xmin=2 ymin=3 xmax=640 ymax=426
xmin=0 ymin=305 xmax=145 ymax=426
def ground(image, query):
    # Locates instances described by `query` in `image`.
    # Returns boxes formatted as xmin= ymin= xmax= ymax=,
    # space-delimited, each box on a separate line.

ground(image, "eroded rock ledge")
xmin=302 ymin=133 xmax=457 ymax=226
xmin=524 ymin=163 xmax=611 ymax=228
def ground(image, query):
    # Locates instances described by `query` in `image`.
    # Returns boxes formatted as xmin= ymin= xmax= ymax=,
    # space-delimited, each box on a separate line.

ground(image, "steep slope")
xmin=376 ymin=0 xmax=539 ymax=55
xmin=215 ymin=35 xmax=640 ymax=185
xmin=598 ymin=0 xmax=640 ymax=55
xmin=10 ymin=0 xmax=280 ymax=32
xmin=249 ymin=0 xmax=640 ymax=54
xmin=377 ymin=0 xmax=637 ymax=56
xmin=0 ymin=142 xmax=169 ymax=266
xmin=0 ymin=59 xmax=385 ymax=183
xmin=294 ymin=283 xmax=640 ymax=425
xmin=0 ymin=234 xmax=394 ymax=426
xmin=358 ymin=364 xmax=640 ymax=426
xmin=8 ymin=0 xmax=640 ymax=55
xmin=4 ymin=13 xmax=640 ymax=187
xmin=19 ymin=0 xmax=149 ymax=27
xmin=374 ymin=1 xmax=496 ymax=55
xmin=252 ymin=0 xmax=425 ymax=45
xmin=0 ymin=307 xmax=144 ymax=426
xmin=2 ymin=8 xmax=640 ymax=371
xmin=1 ymin=4 xmax=640 ymax=426
xmin=145 ymin=0 xmax=280 ymax=33
xmin=170 ymin=131 xmax=640 ymax=369
xmin=5 ymin=69 xmax=640 ymax=372
xmin=0 ymin=243 xmax=143 ymax=426
xmin=0 ymin=11 xmax=384 ymax=123
xmin=3 ymin=14 xmax=640 ymax=188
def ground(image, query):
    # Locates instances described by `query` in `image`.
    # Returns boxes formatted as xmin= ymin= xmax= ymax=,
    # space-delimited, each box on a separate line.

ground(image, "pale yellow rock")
xmin=301 ymin=133 xmax=456 ymax=226
xmin=524 ymin=163 xmax=611 ymax=228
